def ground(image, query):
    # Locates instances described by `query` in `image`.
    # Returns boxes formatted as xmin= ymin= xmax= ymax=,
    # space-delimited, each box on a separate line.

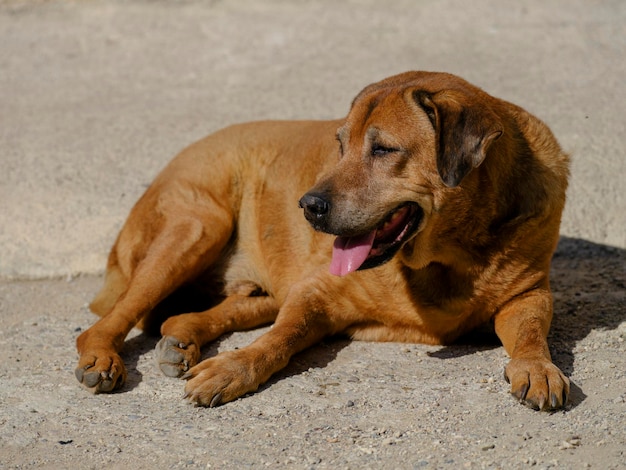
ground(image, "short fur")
xmin=76 ymin=71 xmax=570 ymax=410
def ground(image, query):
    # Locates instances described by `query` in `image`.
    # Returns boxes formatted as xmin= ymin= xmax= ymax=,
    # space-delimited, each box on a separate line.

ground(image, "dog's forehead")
xmin=350 ymin=86 xmax=398 ymax=117
xmin=339 ymin=86 xmax=424 ymax=141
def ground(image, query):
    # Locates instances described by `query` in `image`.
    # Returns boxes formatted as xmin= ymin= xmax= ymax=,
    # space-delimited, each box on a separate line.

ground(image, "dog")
xmin=75 ymin=71 xmax=570 ymax=410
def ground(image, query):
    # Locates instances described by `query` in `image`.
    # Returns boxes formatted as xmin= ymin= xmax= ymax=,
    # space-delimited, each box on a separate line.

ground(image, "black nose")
xmin=299 ymin=193 xmax=330 ymax=221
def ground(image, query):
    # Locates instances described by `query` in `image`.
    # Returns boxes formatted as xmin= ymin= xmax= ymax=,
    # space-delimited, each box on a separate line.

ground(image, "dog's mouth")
xmin=329 ymin=203 xmax=423 ymax=276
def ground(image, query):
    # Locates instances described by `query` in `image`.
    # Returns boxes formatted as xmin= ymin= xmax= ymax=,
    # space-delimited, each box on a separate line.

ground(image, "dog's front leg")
xmin=156 ymin=294 xmax=279 ymax=378
xmin=182 ymin=288 xmax=340 ymax=407
xmin=493 ymin=288 xmax=570 ymax=410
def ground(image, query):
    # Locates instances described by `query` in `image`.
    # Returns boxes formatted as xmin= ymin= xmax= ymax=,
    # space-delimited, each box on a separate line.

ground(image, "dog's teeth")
xmin=384 ymin=208 xmax=403 ymax=228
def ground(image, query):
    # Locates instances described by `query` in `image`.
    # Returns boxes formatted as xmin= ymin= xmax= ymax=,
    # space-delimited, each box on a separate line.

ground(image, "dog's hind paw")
xmin=156 ymin=336 xmax=201 ymax=378
xmin=156 ymin=336 xmax=200 ymax=377
xmin=75 ymin=352 xmax=127 ymax=393
xmin=504 ymin=358 xmax=570 ymax=410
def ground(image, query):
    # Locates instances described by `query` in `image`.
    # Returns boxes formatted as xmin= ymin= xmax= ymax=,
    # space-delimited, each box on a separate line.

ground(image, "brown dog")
xmin=76 ymin=71 xmax=570 ymax=410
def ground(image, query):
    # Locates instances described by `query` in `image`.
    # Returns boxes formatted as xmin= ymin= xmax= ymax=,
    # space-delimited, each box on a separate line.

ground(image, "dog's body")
xmin=76 ymin=71 xmax=570 ymax=410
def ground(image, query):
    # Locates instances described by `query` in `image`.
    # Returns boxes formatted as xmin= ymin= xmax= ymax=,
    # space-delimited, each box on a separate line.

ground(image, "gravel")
xmin=1 ymin=0 xmax=624 ymax=468
xmin=0 ymin=239 xmax=624 ymax=469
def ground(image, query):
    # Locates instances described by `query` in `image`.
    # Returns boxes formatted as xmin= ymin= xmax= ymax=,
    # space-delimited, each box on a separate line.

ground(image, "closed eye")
xmin=371 ymin=144 xmax=398 ymax=156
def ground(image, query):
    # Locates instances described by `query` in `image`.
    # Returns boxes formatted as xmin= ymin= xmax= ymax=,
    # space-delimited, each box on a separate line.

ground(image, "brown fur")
xmin=76 ymin=71 xmax=570 ymax=410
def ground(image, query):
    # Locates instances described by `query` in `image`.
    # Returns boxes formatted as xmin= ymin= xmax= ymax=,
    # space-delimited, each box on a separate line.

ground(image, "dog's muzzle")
xmin=299 ymin=192 xmax=423 ymax=276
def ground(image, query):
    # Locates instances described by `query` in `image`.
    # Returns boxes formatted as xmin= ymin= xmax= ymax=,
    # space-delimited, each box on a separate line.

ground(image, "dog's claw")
xmin=550 ymin=392 xmax=559 ymax=409
xmin=514 ymin=382 xmax=529 ymax=402
xmin=209 ymin=392 xmax=223 ymax=408
xmin=537 ymin=394 xmax=547 ymax=411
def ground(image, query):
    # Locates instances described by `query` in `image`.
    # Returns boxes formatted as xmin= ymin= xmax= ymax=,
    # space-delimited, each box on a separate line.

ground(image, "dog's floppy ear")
xmin=414 ymin=90 xmax=503 ymax=187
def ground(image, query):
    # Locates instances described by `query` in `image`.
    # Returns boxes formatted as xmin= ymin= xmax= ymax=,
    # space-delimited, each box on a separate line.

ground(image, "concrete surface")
xmin=0 ymin=0 xmax=624 ymax=468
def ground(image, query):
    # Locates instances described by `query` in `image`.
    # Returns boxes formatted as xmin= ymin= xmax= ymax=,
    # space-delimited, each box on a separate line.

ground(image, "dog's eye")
xmin=371 ymin=144 xmax=397 ymax=156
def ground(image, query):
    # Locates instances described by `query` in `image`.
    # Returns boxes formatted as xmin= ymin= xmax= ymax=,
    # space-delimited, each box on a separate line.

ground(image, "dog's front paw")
xmin=75 ymin=351 xmax=127 ymax=393
xmin=504 ymin=358 xmax=570 ymax=410
xmin=156 ymin=335 xmax=201 ymax=378
xmin=182 ymin=350 xmax=261 ymax=407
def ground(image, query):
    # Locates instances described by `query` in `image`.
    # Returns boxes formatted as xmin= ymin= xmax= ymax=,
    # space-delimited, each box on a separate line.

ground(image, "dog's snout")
xmin=299 ymin=193 xmax=330 ymax=223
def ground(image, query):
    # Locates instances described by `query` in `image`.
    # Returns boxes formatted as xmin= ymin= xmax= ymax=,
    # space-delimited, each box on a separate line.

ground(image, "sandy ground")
xmin=0 ymin=0 xmax=625 ymax=468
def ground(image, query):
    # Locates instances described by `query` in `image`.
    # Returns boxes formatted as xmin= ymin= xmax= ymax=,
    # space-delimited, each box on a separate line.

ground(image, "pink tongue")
xmin=329 ymin=230 xmax=376 ymax=276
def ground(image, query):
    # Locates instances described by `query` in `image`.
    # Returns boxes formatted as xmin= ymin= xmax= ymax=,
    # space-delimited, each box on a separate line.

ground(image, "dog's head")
xmin=299 ymin=71 xmax=503 ymax=276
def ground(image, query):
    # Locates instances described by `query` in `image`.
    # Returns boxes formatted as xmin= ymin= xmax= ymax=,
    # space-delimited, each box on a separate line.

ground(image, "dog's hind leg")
xmin=156 ymin=292 xmax=279 ymax=378
xmin=75 ymin=197 xmax=234 ymax=394
xmin=89 ymin=243 xmax=128 ymax=318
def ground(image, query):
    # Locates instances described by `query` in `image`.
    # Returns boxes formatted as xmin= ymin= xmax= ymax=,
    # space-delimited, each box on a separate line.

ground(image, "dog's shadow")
xmin=429 ymin=236 xmax=626 ymax=409
xmin=120 ymin=333 xmax=160 ymax=391
xmin=120 ymin=332 xmax=347 ymax=393
xmin=117 ymin=236 xmax=626 ymax=408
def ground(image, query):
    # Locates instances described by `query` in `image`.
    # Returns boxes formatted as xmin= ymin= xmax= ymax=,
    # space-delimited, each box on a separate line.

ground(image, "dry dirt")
xmin=1 ymin=237 xmax=624 ymax=469
xmin=1 ymin=0 xmax=625 ymax=468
